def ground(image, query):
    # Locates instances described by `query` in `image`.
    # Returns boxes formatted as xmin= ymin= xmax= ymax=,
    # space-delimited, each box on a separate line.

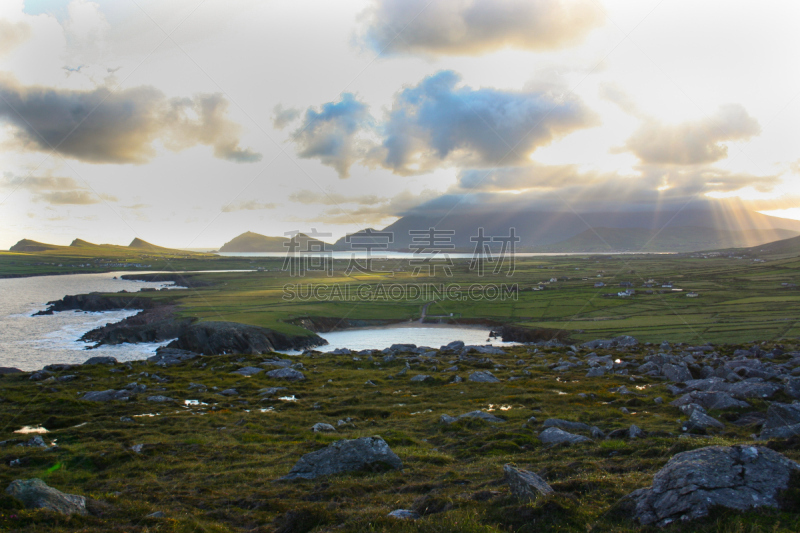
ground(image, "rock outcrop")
xmin=281 ymin=436 xmax=402 ymax=481
xmin=627 ymin=445 xmax=800 ymax=526
xmin=6 ymin=479 xmax=87 ymax=515
xmin=503 ymin=464 xmax=554 ymax=500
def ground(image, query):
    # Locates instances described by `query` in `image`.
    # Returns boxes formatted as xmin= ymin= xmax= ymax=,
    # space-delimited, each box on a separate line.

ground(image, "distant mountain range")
xmin=11 ymin=201 xmax=800 ymax=255
xmin=218 ymin=231 xmax=326 ymax=253
xmin=8 ymin=238 xmax=199 ymax=255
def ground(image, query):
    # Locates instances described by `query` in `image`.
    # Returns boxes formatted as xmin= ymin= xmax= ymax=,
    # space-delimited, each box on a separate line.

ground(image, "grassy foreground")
xmin=1 ymin=343 xmax=800 ymax=532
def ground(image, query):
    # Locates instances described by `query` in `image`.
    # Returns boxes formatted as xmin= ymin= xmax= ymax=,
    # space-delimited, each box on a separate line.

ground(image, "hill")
xmin=219 ymin=231 xmax=329 ymax=253
xmin=128 ymin=238 xmax=180 ymax=253
xmin=9 ymin=239 xmax=62 ymax=252
xmin=536 ymin=226 xmax=799 ymax=253
xmin=335 ymin=201 xmax=800 ymax=252
xmin=741 ymin=234 xmax=800 ymax=255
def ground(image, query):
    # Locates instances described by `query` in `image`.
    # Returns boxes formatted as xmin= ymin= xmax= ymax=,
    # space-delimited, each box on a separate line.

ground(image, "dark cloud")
xmin=373 ymin=71 xmax=597 ymax=174
xmin=0 ymin=79 xmax=262 ymax=164
xmin=622 ymin=104 xmax=761 ymax=165
xmin=221 ymin=200 xmax=277 ymax=212
xmin=290 ymin=93 xmax=373 ymax=178
xmin=359 ymin=0 xmax=602 ymax=56
xmin=0 ymin=20 xmax=31 ymax=56
xmin=288 ymin=71 xmax=595 ymax=176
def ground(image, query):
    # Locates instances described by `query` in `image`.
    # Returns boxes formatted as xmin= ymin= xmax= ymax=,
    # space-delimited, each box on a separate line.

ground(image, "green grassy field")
xmin=2 ymin=245 xmax=799 ymax=345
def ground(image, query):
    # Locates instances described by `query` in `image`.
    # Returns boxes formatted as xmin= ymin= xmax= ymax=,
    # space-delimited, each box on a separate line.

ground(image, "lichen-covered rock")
xmin=682 ymin=410 xmax=725 ymax=432
xmin=312 ymin=423 xmax=336 ymax=433
xmin=281 ymin=436 xmax=402 ymax=480
xmin=83 ymin=356 xmax=117 ymax=365
xmin=6 ymin=479 xmax=87 ymax=515
xmin=230 ymin=366 xmax=263 ymax=377
xmin=440 ymin=411 xmax=505 ymax=424
xmin=759 ymin=402 xmax=800 ymax=439
xmin=628 ymin=445 xmax=800 ymax=526
xmin=468 ymin=371 xmax=500 ymax=383
xmin=503 ymin=464 xmax=554 ymax=500
xmin=671 ymin=391 xmax=749 ymax=411
xmin=538 ymin=427 xmax=591 ymax=446
xmin=266 ymin=368 xmax=306 ymax=381
xmin=82 ymin=389 xmax=132 ymax=402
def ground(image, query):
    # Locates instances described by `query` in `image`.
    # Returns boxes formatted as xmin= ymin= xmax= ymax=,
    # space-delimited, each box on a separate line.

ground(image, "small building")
xmin=594 ymin=282 xmax=605 ymax=288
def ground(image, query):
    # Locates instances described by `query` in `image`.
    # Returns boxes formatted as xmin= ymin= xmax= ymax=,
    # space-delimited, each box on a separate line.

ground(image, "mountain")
xmin=9 ymin=239 xmax=62 ymax=252
xmin=128 ymin=238 xmax=179 ymax=253
xmin=741 ymin=234 xmax=800 ymax=255
xmin=219 ymin=231 xmax=328 ymax=253
xmin=536 ymin=227 xmax=799 ymax=253
xmin=334 ymin=202 xmax=800 ymax=253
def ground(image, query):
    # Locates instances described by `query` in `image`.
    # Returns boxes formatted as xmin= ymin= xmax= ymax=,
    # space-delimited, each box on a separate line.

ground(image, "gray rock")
xmin=785 ymin=378 xmax=800 ymax=400
xmin=25 ymin=436 xmax=47 ymax=448
xmin=661 ymin=363 xmax=692 ymax=383
xmin=590 ymin=426 xmax=605 ymax=439
xmin=671 ymin=391 xmax=750 ymax=411
xmin=6 ymin=478 xmax=87 ymax=515
xmin=261 ymin=358 xmax=294 ymax=368
xmin=29 ymin=371 xmax=52 ymax=381
xmin=123 ymin=383 xmax=147 ymax=393
xmin=257 ymin=386 xmax=286 ymax=397
xmin=468 ymin=371 xmax=500 ymax=383
xmin=654 ymin=397 xmax=663 ymax=405
xmin=146 ymin=395 xmax=173 ymax=402
xmin=131 ymin=444 xmax=144 ymax=453
xmin=628 ymin=445 xmax=800 ymax=526
xmin=542 ymin=419 xmax=591 ymax=433
xmin=678 ymin=403 xmax=706 ymax=417
xmin=83 ymin=356 xmax=117 ymax=365
xmin=759 ymin=403 xmax=800 ymax=439
xmin=188 ymin=382 xmax=207 ymax=391
xmin=231 ymin=366 xmax=263 ymax=377
xmin=220 ymin=389 xmax=238 ymax=396
xmin=683 ymin=410 xmax=725 ymax=432
xmin=629 ymin=425 xmax=645 ymax=439
xmin=312 ymin=423 xmax=336 ymax=433
xmin=266 ymin=368 xmax=306 ymax=381
xmin=585 ymin=367 xmax=605 ymax=377
xmin=442 ymin=340 xmax=465 ymax=352
xmin=148 ymin=349 xmax=198 ymax=366
xmin=388 ymin=509 xmax=420 ymax=520
xmin=503 ymin=464 xmax=554 ymax=500
xmin=410 ymin=374 xmax=433 ymax=382
xmin=281 ymin=436 xmax=402 ymax=481
xmin=727 ymin=381 xmax=782 ymax=400
xmin=538 ymin=427 xmax=591 ymax=446
xmin=82 ymin=389 xmax=131 ymax=402
xmin=440 ymin=411 xmax=505 ymax=424
xmin=146 ymin=511 xmax=166 ymax=518
xmin=463 ymin=345 xmax=505 ymax=355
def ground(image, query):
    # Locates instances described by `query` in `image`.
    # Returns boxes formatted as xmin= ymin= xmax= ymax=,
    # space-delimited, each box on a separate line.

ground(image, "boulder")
xmin=671 ymin=391 xmax=749 ymax=411
xmin=266 ymin=368 xmax=306 ymax=381
xmin=146 ymin=395 xmax=173 ymax=402
xmin=538 ymin=427 xmax=591 ymax=446
xmin=785 ymin=378 xmax=800 ymax=400
xmin=468 ymin=371 xmax=500 ymax=383
xmin=220 ymin=389 xmax=238 ymax=396
xmin=410 ymin=374 xmax=433 ymax=382
xmin=281 ymin=436 xmax=402 ymax=481
xmin=441 ymin=340 xmax=465 ymax=352
xmin=661 ymin=363 xmax=692 ymax=383
xmin=82 ymin=389 xmax=131 ymax=402
xmin=148 ymin=348 xmax=198 ymax=366
xmin=6 ymin=478 xmax=87 ymax=515
xmin=629 ymin=425 xmax=646 ymax=439
xmin=258 ymin=387 xmax=286 ymax=397
xmin=440 ymin=411 xmax=505 ymax=424
xmin=627 ymin=445 xmax=800 ymax=526
xmin=231 ymin=366 xmax=263 ymax=377
xmin=542 ymin=419 xmax=591 ymax=433
xmin=759 ymin=402 xmax=800 ymax=439
xmin=585 ymin=367 xmax=605 ymax=377
xmin=683 ymin=410 xmax=725 ymax=433
xmin=503 ymin=464 xmax=554 ymax=500
xmin=312 ymin=423 xmax=336 ymax=433
xmin=83 ymin=356 xmax=117 ymax=365
xmin=388 ymin=509 xmax=420 ymax=520
xmin=0 ymin=367 xmax=23 ymax=375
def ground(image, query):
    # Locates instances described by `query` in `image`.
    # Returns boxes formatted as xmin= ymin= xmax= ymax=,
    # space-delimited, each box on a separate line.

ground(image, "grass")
xmin=2 ymin=342 xmax=800 ymax=531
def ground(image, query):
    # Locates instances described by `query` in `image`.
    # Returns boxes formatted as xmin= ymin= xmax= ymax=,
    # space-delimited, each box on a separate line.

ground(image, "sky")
xmin=0 ymin=0 xmax=799 ymax=249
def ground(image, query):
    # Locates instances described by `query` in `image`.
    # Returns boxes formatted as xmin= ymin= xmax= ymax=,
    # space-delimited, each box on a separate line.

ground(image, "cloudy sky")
xmin=1 ymin=0 xmax=799 ymax=249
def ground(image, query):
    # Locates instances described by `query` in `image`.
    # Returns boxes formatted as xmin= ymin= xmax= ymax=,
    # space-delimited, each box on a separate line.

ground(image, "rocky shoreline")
xmin=33 ymin=291 xmax=328 ymax=359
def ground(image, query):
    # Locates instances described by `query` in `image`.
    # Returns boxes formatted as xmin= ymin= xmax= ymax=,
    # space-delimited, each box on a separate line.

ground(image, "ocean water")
xmin=0 ymin=273 xmax=518 ymax=371
xmin=0 ymin=273 xmax=181 ymax=371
